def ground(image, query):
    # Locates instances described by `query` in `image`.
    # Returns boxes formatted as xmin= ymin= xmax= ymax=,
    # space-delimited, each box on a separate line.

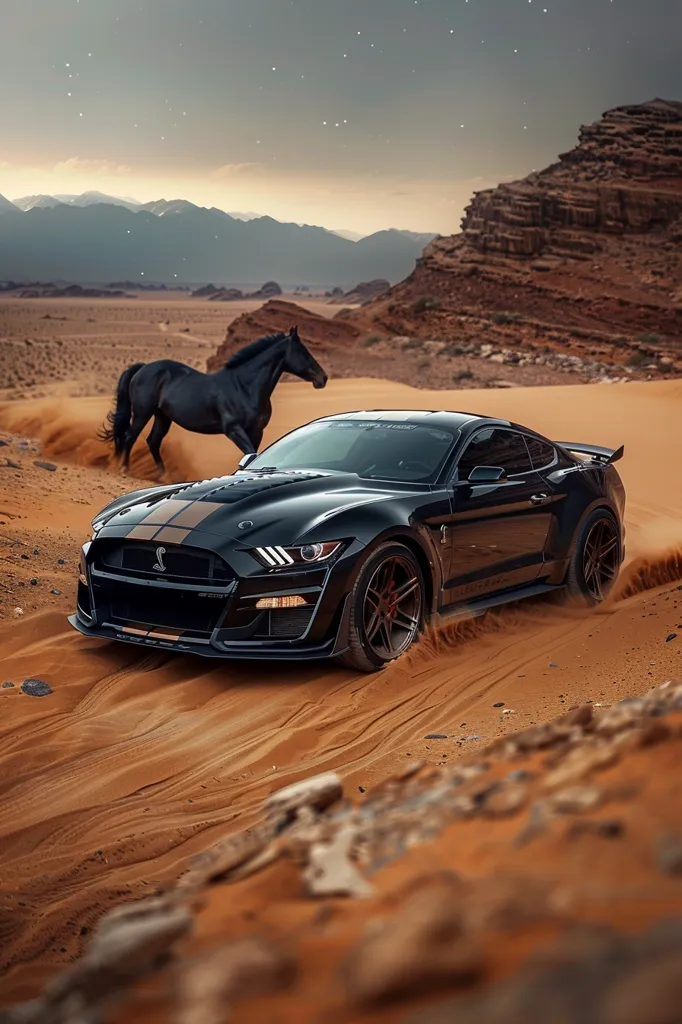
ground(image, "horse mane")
xmin=224 ymin=332 xmax=289 ymax=370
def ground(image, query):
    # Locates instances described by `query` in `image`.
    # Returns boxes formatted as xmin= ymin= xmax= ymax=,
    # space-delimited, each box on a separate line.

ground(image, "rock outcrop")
xmin=249 ymin=280 xmax=282 ymax=299
xmin=350 ymin=100 xmax=682 ymax=376
xmin=205 ymin=299 xmax=360 ymax=374
xmin=328 ymin=279 xmax=391 ymax=305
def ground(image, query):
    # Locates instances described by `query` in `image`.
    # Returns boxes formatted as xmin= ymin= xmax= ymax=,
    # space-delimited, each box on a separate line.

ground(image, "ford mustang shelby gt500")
xmin=70 ymin=410 xmax=625 ymax=672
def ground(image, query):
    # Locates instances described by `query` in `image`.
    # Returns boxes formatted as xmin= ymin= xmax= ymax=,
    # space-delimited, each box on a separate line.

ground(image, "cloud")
xmin=52 ymin=157 xmax=132 ymax=176
xmin=209 ymin=162 xmax=265 ymax=180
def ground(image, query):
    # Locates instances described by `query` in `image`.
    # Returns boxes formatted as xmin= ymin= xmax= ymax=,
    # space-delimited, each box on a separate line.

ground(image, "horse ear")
xmin=290 ymin=325 xmax=299 ymax=338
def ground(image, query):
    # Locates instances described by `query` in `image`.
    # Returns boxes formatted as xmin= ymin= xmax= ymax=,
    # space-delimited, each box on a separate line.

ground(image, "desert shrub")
xmin=413 ymin=296 xmax=441 ymax=315
xmin=636 ymin=332 xmax=661 ymax=345
xmin=416 ymin=357 xmax=431 ymax=369
xmin=403 ymin=338 xmax=425 ymax=352
xmin=489 ymin=311 xmax=524 ymax=325
xmin=626 ymin=351 xmax=651 ymax=368
xmin=454 ymin=368 xmax=474 ymax=381
xmin=363 ymin=334 xmax=382 ymax=347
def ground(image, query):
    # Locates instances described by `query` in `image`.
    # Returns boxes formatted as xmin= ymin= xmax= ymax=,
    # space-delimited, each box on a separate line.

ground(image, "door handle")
xmin=530 ymin=493 xmax=549 ymax=505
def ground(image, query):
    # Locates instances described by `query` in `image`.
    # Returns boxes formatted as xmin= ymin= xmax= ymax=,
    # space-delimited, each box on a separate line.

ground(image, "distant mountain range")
xmin=1 ymin=191 xmax=437 ymax=286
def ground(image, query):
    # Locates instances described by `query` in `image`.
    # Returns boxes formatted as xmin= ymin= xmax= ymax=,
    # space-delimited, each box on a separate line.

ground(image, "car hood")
xmin=92 ymin=470 xmax=418 ymax=547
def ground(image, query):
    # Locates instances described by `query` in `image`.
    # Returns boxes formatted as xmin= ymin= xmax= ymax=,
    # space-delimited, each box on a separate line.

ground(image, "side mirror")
xmin=238 ymin=452 xmax=258 ymax=470
xmin=466 ymin=465 xmax=507 ymax=483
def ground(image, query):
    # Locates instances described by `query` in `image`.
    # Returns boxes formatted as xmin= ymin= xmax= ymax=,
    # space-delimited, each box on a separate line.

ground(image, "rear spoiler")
xmin=556 ymin=442 xmax=624 ymax=466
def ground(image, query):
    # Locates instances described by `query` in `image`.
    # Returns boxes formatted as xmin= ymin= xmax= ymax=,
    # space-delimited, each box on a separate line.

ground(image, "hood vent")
xmin=197 ymin=471 xmax=325 ymax=505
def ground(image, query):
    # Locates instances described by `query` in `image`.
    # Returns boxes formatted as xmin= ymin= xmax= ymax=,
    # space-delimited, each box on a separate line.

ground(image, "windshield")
xmin=247 ymin=419 xmax=458 ymax=483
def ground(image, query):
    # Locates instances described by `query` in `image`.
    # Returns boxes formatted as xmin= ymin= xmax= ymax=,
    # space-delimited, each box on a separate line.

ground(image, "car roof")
xmin=318 ymin=409 xmax=513 ymax=432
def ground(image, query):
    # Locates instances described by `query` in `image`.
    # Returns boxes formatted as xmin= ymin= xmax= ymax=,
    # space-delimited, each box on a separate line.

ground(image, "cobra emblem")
xmin=153 ymin=546 xmax=167 ymax=572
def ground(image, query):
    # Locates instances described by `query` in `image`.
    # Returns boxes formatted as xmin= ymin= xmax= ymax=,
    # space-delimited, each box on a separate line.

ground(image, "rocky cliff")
xmin=349 ymin=100 xmax=682 ymax=379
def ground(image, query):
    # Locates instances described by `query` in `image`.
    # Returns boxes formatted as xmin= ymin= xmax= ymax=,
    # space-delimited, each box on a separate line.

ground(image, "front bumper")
xmin=68 ymin=594 xmax=351 ymax=660
xmin=69 ymin=537 xmax=360 ymax=662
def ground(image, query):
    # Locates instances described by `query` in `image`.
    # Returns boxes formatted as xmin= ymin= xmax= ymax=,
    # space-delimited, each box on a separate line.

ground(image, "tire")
xmin=337 ymin=542 xmax=425 ymax=673
xmin=565 ymin=508 xmax=621 ymax=605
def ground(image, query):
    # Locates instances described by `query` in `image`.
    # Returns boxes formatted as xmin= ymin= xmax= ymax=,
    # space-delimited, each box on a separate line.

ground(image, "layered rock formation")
xmin=350 ymin=100 xmax=682 ymax=375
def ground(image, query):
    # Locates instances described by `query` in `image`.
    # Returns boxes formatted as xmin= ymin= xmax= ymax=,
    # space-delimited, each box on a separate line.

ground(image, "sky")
xmin=1 ymin=0 xmax=681 ymax=234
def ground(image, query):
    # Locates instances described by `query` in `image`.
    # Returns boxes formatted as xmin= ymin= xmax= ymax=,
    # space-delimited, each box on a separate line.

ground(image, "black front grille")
xmin=96 ymin=541 xmax=233 ymax=583
xmin=254 ymin=606 xmax=314 ymax=639
xmin=99 ymin=579 xmax=228 ymax=634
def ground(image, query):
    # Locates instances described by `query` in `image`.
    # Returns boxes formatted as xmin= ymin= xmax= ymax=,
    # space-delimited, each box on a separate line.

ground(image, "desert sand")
xmin=0 ymin=269 xmax=682 ymax=1024
xmin=1 ymin=367 xmax=682 ymax=1015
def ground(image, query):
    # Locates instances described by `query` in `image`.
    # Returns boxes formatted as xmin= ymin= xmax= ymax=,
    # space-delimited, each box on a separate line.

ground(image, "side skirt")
xmin=431 ymin=581 xmax=564 ymax=627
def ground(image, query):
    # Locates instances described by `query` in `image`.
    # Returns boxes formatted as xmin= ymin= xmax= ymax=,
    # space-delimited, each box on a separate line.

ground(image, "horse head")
xmin=284 ymin=326 xmax=328 ymax=390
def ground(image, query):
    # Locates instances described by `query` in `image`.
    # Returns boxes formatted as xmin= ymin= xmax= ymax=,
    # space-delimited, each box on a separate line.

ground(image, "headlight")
xmin=252 ymin=542 xmax=344 ymax=568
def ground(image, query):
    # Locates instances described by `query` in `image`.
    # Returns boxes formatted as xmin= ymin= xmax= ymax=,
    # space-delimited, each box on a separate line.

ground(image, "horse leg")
xmin=222 ymin=419 xmax=257 ymax=456
xmin=146 ymin=411 xmax=171 ymax=476
xmin=122 ymin=412 xmax=151 ymax=474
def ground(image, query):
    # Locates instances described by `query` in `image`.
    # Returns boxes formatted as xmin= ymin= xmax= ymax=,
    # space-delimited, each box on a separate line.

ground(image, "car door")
xmin=444 ymin=427 xmax=554 ymax=603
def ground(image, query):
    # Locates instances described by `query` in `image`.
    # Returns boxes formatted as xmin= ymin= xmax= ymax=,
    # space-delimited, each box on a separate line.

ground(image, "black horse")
xmin=99 ymin=326 xmax=328 ymax=475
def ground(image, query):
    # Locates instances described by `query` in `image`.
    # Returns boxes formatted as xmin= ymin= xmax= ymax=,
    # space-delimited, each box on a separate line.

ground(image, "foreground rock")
xmin=5 ymin=680 xmax=682 ymax=1022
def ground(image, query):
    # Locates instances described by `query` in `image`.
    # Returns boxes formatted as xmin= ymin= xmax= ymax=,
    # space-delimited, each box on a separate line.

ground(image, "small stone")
xmin=493 ymin=702 xmax=505 ymax=708
xmin=2 ymin=681 xmax=14 ymax=688
xmin=666 ymin=633 xmax=678 ymax=642
xmin=13 ymin=607 xmax=23 ymax=617
xmin=29 ymin=578 xmax=38 ymax=586
xmin=20 ymin=553 xmax=30 ymax=560
xmin=656 ymin=834 xmax=682 ymax=876
xmin=567 ymin=819 xmax=624 ymax=840
xmin=51 ymin=588 xmax=62 ymax=596
xmin=33 ymin=548 xmax=39 ymax=555
xmin=265 ymin=772 xmax=342 ymax=816
xmin=483 ymin=784 xmax=529 ymax=818
xmin=425 ymin=733 xmax=448 ymax=740
xmin=33 ymin=460 xmax=57 ymax=472
xmin=5 ymin=459 xmax=22 ymax=470
xmin=550 ymin=785 xmax=603 ymax=814
xmin=177 ymin=937 xmax=294 ymax=1024
xmin=21 ymin=678 xmax=53 ymax=697
xmin=303 ymin=825 xmax=372 ymax=898
xmin=601 ymin=953 xmax=682 ymax=1024
xmin=543 ymin=743 xmax=620 ymax=790
xmin=549 ymin=662 xmax=559 ymax=668
xmin=57 ymin=558 xmax=66 ymax=565
xmin=507 ymin=769 xmax=534 ymax=783
xmin=342 ymin=875 xmax=481 ymax=1007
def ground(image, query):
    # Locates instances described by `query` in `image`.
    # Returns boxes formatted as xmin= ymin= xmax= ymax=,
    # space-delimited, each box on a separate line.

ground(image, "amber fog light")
xmin=256 ymin=595 xmax=307 ymax=610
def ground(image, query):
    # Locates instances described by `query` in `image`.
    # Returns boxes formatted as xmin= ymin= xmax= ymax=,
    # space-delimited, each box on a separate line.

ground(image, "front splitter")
xmin=67 ymin=611 xmax=349 ymax=662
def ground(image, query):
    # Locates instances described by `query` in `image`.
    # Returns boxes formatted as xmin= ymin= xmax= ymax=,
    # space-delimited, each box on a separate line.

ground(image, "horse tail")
xmin=98 ymin=362 xmax=146 ymax=455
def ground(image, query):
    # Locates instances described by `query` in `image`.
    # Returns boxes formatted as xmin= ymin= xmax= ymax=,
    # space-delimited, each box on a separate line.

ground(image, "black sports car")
xmin=70 ymin=410 xmax=626 ymax=672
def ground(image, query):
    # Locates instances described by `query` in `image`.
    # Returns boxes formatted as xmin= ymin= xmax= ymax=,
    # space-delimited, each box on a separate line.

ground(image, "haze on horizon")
xmin=2 ymin=0 xmax=680 ymax=235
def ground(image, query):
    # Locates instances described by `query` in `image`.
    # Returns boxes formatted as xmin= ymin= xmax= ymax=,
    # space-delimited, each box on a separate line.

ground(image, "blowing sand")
xmin=1 ymin=375 xmax=682 ymax=1009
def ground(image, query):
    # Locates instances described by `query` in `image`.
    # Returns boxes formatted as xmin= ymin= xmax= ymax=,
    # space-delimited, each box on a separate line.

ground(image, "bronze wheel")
xmin=337 ymin=543 xmax=424 ymax=672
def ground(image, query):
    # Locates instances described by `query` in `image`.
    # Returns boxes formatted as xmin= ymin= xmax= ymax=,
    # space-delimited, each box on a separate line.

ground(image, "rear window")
xmin=456 ymin=428 xmax=532 ymax=479
xmin=524 ymin=435 xmax=556 ymax=469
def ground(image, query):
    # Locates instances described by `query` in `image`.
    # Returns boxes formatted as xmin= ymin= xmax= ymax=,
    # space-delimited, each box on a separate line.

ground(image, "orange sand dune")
xmin=1 ymin=377 xmax=682 ymax=1007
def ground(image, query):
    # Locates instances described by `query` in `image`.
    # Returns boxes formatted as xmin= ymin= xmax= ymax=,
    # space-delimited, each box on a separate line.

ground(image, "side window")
xmin=524 ymin=435 xmax=556 ymax=470
xmin=456 ymin=428 xmax=532 ymax=479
